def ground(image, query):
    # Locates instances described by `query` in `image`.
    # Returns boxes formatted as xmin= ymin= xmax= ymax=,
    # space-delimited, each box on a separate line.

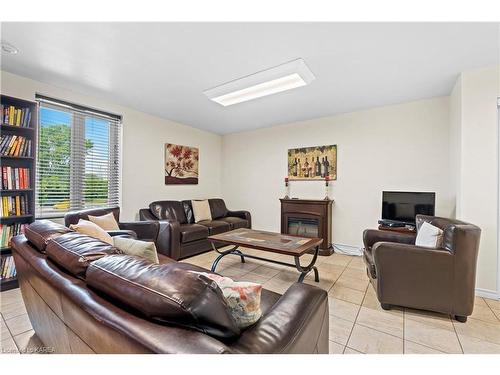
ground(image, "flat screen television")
xmin=382 ymin=191 xmax=435 ymax=226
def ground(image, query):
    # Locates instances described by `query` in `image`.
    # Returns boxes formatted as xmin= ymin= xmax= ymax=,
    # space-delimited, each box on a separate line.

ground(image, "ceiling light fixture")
xmin=204 ymin=58 xmax=315 ymax=106
xmin=1 ymin=41 xmax=18 ymax=55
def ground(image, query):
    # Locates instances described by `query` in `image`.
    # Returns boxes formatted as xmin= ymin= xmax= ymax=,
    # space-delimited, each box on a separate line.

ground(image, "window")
xmin=35 ymin=95 xmax=121 ymax=218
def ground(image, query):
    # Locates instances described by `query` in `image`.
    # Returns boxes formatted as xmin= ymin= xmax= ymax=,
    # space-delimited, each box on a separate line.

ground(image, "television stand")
xmin=378 ymin=225 xmax=416 ymax=234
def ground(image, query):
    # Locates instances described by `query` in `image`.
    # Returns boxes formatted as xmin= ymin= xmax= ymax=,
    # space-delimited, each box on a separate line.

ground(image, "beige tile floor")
xmin=1 ymin=249 xmax=500 ymax=354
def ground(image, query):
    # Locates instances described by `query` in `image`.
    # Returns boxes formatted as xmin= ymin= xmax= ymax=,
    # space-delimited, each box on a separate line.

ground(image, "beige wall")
xmin=457 ymin=65 xmax=499 ymax=294
xmin=0 ymin=71 xmax=223 ymax=220
xmin=3 ymin=68 xmax=497 ymax=295
xmin=449 ymin=77 xmax=462 ymax=219
xmin=222 ymin=97 xmax=453 ymax=248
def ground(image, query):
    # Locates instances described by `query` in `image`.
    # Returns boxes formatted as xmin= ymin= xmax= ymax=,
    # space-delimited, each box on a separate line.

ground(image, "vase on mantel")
xmin=284 ymin=177 xmax=290 ymax=199
xmin=324 ymin=176 xmax=330 ymax=200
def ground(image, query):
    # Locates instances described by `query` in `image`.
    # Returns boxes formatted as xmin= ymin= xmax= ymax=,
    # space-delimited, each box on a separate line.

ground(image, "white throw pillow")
xmin=113 ymin=237 xmax=159 ymax=264
xmin=192 ymin=200 xmax=212 ymax=223
xmin=70 ymin=219 xmax=114 ymax=245
xmin=416 ymin=222 xmax=444 ymax=249
xmin=88 ymin=212 xmax=120 ymax=231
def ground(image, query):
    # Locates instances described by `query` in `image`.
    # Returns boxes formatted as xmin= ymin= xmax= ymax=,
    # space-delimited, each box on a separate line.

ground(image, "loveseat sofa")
xmin=139 ymin=198 xmax=251 ymax=260
xmin=12 ymin=220 xmax=328 ymax=354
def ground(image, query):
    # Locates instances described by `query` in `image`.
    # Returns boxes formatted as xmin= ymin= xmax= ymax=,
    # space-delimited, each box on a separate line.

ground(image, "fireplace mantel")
xmin=280 ymin=198 xmax=334 ymax=256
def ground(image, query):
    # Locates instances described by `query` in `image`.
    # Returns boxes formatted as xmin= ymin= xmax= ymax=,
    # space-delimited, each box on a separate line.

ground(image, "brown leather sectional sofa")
xmin=363 ymin=214 xmax=481 ymax=322
xmin=139 ymin=198 xmax=251 ymax=260
xmin=11 ymin=220 xmax=329 ymax=354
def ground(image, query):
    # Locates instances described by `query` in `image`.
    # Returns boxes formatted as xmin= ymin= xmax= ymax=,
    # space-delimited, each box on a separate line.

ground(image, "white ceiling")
xmin=1 ymin=23 xmax=498 ymax=134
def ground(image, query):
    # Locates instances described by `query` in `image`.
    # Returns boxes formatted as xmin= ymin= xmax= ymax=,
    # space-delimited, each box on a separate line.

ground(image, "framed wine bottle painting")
xmin=165 ymin=143 xmax=199 ymax=184
xmin=287 ymin=145 xmax=337 ymax=181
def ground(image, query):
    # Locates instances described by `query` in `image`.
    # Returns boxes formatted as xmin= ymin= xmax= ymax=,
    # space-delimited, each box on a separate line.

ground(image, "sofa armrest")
xmin=138 ymin=209 xmax=181 ymax=260
xmin=154 ymin=220 xmax=181 ymax=260
xmin=107 ymin=229 xmax=137 ymax=239
xmin=139 ymin=208 xmax=158 ymax=221
xmin=230 ymin=283 xmax=329 ymax=354
xmin=119 ymin=221 xmax=159 ymax=243
xmin=227 ymin=210 xmax=252 ymax=228
xmin=363 ymin=229 xmax=416 ymax=249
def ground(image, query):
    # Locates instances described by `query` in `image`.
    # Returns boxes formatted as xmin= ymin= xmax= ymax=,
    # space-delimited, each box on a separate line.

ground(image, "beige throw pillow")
xmin=192 ymin=200 xmax=212 ymax=223
xmin=416 ymin=222 xmax=444 ymax=249
xmin=88 ymin=212 xmax=120 ymax=231
xmin=113 ymin=237 xmax=159 ymax=264
xmin=70 ymin=219 xmax=114 ymax=245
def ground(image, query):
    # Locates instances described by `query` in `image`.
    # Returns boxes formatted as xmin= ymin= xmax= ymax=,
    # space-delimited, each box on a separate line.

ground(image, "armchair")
xmin=64 ymin=207 xmax=159 ymax=244
xmin=363 ymin=215 xmax=481 ymax=322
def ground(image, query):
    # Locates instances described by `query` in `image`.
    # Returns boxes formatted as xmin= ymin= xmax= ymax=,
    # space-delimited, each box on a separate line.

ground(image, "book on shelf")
xmin=1 ymin=195 xmax=29 ymax=217
xmin=0 ymin=255 xmax=17 ymax=280
xmin=1 ymin=104 xmax=32 ymax=127
xmin=1 ymin=223 xmax=27 ymax=248
xmin=1 ymin=167 xmax=30 ymax=190
xmin=0 ymin=134 xmax=32 ymax=157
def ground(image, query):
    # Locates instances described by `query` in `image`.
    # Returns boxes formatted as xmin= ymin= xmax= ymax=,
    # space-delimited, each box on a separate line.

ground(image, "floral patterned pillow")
xmin=192 ymin=272 xmax=263 ymax=329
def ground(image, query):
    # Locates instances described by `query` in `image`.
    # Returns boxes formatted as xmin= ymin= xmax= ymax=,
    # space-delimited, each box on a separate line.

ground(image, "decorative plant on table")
xmin=165 ymin=143 xmax=199 ymax=185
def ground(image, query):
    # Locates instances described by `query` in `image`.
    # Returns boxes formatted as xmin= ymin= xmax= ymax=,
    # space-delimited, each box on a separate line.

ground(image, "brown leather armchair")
xmin=363 ymin=215 xmax=481 ymax=322
xmin=64 ymin=207 xmax=159 ymax=244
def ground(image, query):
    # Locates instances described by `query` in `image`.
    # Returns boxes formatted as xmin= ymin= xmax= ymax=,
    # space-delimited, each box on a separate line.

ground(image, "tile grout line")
xmin=2 ymin=310 xmax=24 ymax=353
xmin=404 ymin=338 xmax=448 ymax=354
xmin=451 ymin=319 xmax=465 ymax=354
xmin=342 ymin=274 xmax=368 ymax=353
xmin=483 ymin=300 xmax=500 ymax=323
xmin=402 ymin=307 xmax=406 ymax=354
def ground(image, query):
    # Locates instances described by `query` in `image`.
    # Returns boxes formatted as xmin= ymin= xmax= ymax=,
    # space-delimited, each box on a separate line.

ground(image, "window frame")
xmin=35 ymin=95 xmax=122 ymax=219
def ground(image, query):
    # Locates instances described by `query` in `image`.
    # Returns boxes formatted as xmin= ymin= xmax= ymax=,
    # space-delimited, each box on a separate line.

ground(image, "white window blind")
xmin=35 ymin=95 xmax=121 ymax=218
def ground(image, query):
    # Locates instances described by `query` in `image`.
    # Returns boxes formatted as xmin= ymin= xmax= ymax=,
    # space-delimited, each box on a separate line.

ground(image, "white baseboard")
xmin=475 ymin=287 xmax=500 ymax=300
xmin=333 ymin=243 xmax=363 ymax=256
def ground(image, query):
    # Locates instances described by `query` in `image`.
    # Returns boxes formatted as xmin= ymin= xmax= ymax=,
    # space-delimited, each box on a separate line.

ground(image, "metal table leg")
xmin=209 ymin=242 xmax=320 ymax=283
xmin=294 ymin=246 xmax=320 ymax=282
xmin=210 ymin=243 xmax=244 ymax=272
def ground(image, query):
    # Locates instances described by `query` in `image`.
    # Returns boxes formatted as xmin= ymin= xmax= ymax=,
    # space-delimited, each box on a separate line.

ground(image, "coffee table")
xmin=208 ymin=228 xmax=323 ymax=283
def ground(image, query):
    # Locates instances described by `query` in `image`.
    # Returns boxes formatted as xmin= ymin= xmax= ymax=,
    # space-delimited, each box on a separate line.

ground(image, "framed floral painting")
xmin=165 ymin=143 xmax=199 ymax=184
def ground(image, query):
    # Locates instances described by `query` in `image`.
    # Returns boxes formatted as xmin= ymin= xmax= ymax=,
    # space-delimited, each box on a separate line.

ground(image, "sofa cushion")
xmin=158 ymin=253 xmax=176 ymax=265
xmin=86 ymin=254 xmax=240 ymax=339
xmin=198 ymin=220 xmax=231 ymax=235
xmin=149 ymin=201 xmax=187 ymax=223
xmin=218 ymin=216 xmax=248 ymax=230
xmin=46 ymin=232 xmax=121 ymax=278
xmin=208 ymin=199 xmax=228 ymax=219
xmin=182 ymin=200 xmax=195 ymax=224
xmin=179 ymin=224 xmax=209 ymax=243
xmin=24 ymin=220 xmax=73 ymax=253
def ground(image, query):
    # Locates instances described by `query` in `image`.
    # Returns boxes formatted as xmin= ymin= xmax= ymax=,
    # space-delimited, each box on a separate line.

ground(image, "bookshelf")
xmin=1 ymin=95 xmax=37 ymax=291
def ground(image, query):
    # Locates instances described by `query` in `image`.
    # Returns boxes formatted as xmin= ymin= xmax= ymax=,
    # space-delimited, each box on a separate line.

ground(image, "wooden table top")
xmin=208 ymin=228 xmax=323 ymax=256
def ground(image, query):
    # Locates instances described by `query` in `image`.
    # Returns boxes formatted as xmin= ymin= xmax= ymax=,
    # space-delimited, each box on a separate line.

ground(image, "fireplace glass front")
xmin=287 ymin=217 xmax=319 ymax=238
